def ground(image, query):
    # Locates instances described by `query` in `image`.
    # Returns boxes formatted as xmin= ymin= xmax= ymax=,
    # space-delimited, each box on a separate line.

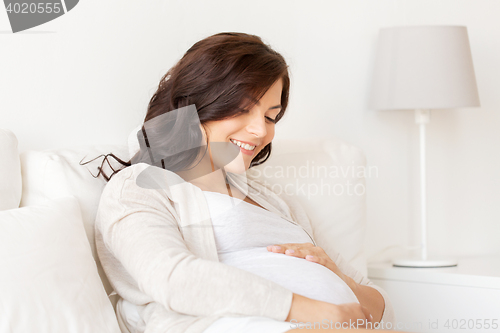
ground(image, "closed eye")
xmin=265 ymin=116 xmax=277 ymax=123
xmin=236 ymin=108 xmax=277 ymax=124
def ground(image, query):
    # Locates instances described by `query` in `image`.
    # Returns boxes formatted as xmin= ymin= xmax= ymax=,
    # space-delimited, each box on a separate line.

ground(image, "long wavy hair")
xmin=82 ymin=32 xmax=290 ymax=182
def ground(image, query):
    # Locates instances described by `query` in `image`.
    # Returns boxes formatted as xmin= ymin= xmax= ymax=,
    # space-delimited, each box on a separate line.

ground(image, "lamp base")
xmin=392 ymin=257 xmax=458 ymax=268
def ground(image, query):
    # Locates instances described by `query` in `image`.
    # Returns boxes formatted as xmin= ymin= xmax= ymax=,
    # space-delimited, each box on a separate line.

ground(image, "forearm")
xmin=286 ymin=293 xmax=313 ymax=322
xmin=343 ymin=275 xmax=385 ymax=323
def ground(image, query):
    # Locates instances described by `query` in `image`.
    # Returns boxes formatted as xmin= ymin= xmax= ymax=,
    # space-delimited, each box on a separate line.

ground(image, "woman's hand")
xmin=266 ymin=243 xmax=350 ymax=284
xmin=286 ymin=293 xmax=373 ymax=329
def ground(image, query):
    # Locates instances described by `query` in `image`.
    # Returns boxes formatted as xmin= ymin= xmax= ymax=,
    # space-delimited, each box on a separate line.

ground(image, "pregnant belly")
xmin=219 ymin=247 xmax=359 ymax=305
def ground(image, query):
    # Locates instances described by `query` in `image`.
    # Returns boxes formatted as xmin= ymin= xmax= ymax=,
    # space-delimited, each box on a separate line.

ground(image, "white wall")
xmin=2 ymin=0 xmax=499 ymax=262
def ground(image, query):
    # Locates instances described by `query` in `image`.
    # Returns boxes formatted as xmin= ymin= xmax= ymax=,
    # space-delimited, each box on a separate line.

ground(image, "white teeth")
xmin=230 ymin=139 xmax=256 ymax=151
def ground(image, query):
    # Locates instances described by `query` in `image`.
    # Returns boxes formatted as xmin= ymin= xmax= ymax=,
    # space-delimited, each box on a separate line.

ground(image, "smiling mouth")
xmin=230 ymin=139 xmax=256 ymax=151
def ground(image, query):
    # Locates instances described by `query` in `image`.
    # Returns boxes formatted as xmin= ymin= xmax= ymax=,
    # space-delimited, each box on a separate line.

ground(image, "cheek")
xmin=266 ymin=126 xmax=275 ymax=142
xmin=208 ymin=120 xmax=239 ymax=140
xmin=221 ymin=119 xmax=243 ymax=135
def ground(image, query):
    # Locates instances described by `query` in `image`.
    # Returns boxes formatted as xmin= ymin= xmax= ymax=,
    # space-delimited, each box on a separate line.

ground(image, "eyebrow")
xmin=244 ymin=94 xmax=282 ymax=110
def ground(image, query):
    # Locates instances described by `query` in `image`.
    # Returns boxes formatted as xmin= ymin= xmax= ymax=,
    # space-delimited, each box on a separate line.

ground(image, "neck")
xmin=174 ymin=145 xmax=230 ymax=194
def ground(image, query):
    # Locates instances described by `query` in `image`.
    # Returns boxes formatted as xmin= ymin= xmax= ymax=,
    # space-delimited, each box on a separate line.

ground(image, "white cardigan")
xmin=95 ymin=162 xmax=396 ymax=333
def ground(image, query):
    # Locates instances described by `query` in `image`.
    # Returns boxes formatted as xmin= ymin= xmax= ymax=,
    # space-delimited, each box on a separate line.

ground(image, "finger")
xmin=266 ymin=245 xmax=291 ymax=253
xmin=305 ymin=253 xmax=329 ymax=265
xmin=283 ymin=244 xmax=314 ymax=257
xmin=266 ymin=243 xmax=311 ymax=250
xmin=284 ymin=248 xmax=304 ymax=257
xmin=266 ymin=243 xmax=302 ymax=253
xmin=305 ymin=254 xmax=319 ymax=262
xmin=360 ymin=305 xmax=373 ymax=324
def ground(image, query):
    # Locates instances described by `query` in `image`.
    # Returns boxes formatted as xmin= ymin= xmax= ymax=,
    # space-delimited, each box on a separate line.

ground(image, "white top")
xmin=203 ymin=190 xmax=359 ymax=305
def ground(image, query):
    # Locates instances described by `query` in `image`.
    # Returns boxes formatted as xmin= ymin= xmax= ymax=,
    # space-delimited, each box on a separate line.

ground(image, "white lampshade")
xmin=369 ymin=25 xmax=480 ymax=110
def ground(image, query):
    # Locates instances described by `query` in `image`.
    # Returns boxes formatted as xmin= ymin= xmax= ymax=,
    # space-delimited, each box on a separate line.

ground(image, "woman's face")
xmin=202 ymin=78 xmax=283 ymax=174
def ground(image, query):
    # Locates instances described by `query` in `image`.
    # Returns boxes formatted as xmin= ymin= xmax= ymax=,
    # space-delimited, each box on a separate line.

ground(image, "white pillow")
xmin=0 ymin=196 xmax=120 ymax=333
xmin=0 ymin=128 xmax=22 ymax=211
xmin=19 ymin=144 xmax=129 ymax=310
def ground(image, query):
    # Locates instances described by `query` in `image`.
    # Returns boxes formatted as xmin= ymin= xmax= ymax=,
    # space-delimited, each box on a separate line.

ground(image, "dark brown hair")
xmin=81 ymin=32 xmax=290 ymax=182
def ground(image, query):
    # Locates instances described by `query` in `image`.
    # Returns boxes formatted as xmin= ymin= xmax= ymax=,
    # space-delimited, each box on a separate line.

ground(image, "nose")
xmin=246 ymin=113 xmax=267 ymax=138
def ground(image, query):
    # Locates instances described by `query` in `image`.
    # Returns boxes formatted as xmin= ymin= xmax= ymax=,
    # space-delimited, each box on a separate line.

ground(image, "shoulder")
xmin=103 ymin=162 xmax=189 ymax=190
xmin=102 ymin=163 xmax=195 ymax=203
xmin=96 ymin=163 xmax=178 ymax=221
xmin=100 ymin=162 xmax=186 ymax=205
xmin=102 ymin=163 xmax=150 ymax=195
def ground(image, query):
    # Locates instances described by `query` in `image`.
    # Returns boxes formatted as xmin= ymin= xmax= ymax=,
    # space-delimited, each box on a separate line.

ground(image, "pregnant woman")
xmin=92 ymin=32 xmax=404 ymax=333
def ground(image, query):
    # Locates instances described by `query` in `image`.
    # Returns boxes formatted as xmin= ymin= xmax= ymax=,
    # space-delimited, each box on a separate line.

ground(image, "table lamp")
xmin=368 ymin=25 xmax=480 ymax=268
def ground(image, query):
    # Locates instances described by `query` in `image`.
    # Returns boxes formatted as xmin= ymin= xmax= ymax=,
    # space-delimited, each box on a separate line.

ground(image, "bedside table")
xmin=368 ymin=254 xmax=500 ymax=333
